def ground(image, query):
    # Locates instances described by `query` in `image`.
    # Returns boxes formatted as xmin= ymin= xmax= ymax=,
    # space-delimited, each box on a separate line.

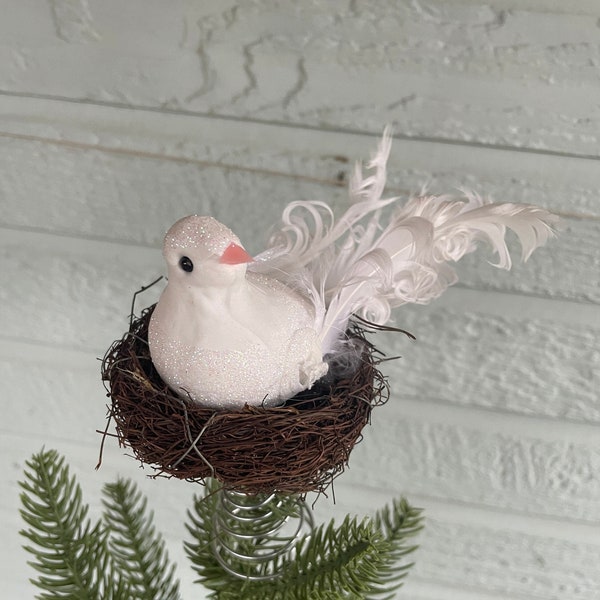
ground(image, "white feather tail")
xmin=254 ymin=130 xmax=559 ymax=355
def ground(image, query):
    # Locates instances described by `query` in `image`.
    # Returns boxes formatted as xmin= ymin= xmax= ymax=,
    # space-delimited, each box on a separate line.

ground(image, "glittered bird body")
xmin=149 ymin=130 xmax=557 ymax=409
xmin=148 ymin=217 xmax=327 ymax=409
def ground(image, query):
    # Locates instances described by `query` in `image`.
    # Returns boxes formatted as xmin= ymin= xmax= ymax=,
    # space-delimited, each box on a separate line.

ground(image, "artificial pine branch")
xmin=184 ymin=479 xmax=423 ymax=600
xmin=19 ymin=449 xmax=130 ymax=600
xmin=102 ymin=478 xmax=181 ymax=600
xmin=20 ymin=451 xmax=422 ymax=599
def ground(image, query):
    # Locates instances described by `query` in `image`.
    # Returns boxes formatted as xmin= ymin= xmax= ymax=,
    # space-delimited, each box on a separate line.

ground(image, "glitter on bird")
xmin=148 ymin=129 xmax=558 ymax=411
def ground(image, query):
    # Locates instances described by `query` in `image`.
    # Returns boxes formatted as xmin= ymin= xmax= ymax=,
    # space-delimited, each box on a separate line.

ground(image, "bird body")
xmin=149 ymin=130 xmax=558 ymax=409
xmin=148 ymin=216 xmax=327 ymax=408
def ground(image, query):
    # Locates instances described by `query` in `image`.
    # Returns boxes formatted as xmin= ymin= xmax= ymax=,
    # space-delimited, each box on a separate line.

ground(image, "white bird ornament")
xmin=148 ymin=216 xmax=327 ymax=409
xmin=149 ymin=131 xmax=557 ymax=410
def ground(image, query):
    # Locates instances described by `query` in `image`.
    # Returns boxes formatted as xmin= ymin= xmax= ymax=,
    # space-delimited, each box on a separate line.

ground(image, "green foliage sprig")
xmin=102 ymin=479 xmax=181 ymax=600
xmin=19 ymin=449 xmax=180 ymax=600
xmin=185 ymin=480 xmax=423 ymax=600
xmin=19 ymin=449 xmax=132 ymax=600
xmin=19 ymin=449 xmax=423 ymax=599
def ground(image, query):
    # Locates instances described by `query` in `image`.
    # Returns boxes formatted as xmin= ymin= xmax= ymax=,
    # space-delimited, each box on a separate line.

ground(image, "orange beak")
xmin=219 ymin=242 xmax=254 ymax=265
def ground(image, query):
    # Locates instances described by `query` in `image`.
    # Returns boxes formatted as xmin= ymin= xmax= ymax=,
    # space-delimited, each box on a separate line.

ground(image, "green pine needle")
xmin=19 ymin=449 xmax=130 ymax=600
xmin=102 ymin=478 xmax=181 ymax=600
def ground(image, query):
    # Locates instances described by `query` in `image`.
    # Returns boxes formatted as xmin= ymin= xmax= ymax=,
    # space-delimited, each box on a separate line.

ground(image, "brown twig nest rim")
xmin=100 ymin=305 xmax=390 ymax=495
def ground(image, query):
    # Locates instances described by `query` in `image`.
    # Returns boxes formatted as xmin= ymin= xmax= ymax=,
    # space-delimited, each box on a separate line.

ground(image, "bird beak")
xmin=219 ymin=242 xmax=254 ymax=265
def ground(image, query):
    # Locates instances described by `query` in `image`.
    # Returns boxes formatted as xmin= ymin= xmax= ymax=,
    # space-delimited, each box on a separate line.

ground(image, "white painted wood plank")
xmin=351 ymin=412 xmax=600 ymax=524
xmin=410 ymin=518 xmax=600 ymax=600
xmin=395 ymin=395 xmax=600 ymax=447
xmin=380 ymin=302 xmax=600 ymax=424
xmin=435 ymin=286 xmax=600 ymax=327
xmin=441 ymin=0 xmax=600 ymax=14
xmin=0 ymin=353 xmax=109 ymax=448
xmin=0 ymin=228 xmax=163 ymax=354
xmin=2 ymin=93 xmax=600 ymax=217
xmin=0 ymin=135 xmax=348 ymax=252
xmin=0 ymin=117 xmax=596 ymax=301
xmin=2 ymin=1 xmax=600 ymax=153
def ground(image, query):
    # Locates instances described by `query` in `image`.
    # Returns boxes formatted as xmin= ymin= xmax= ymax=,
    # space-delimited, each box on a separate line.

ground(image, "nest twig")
xmin=100 ymin=305 xmax=389 ymax=495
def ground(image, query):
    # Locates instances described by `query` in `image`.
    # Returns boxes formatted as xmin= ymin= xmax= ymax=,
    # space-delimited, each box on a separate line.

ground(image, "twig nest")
xmin=101 ymin=305 xmax=388 ymax=495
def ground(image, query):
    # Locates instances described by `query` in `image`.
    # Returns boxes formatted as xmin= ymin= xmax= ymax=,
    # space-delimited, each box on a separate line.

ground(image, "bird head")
xmin=162 ymin=215 xmax=253 ymax=288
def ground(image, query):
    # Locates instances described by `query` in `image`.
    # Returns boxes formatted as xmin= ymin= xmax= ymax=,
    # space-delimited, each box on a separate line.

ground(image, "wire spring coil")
xmin=211 ymin=488 xmax=315 ymax=581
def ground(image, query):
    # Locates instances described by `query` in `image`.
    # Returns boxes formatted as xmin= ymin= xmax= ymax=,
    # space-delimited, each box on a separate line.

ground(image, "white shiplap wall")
xmin=1 ymin=1 xmax=599 ymax=598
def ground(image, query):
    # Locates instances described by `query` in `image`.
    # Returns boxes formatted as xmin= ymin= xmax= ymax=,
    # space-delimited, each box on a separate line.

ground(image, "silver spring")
xmin=211 ymin=488 xmax=314 ymax=581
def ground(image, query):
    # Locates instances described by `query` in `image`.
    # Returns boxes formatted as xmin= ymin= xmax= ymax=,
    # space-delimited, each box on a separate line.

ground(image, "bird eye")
xmin=179 ymin=256 xmax=194 ymax=272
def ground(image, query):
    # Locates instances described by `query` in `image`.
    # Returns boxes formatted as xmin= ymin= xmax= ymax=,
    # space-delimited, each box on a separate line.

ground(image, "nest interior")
xmin=101 ymin=305 xmax=389 ymax=495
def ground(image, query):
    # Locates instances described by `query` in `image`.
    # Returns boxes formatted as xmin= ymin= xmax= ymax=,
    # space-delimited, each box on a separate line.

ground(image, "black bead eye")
xmin=179 ymin=256 xmax=194 ymax=272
